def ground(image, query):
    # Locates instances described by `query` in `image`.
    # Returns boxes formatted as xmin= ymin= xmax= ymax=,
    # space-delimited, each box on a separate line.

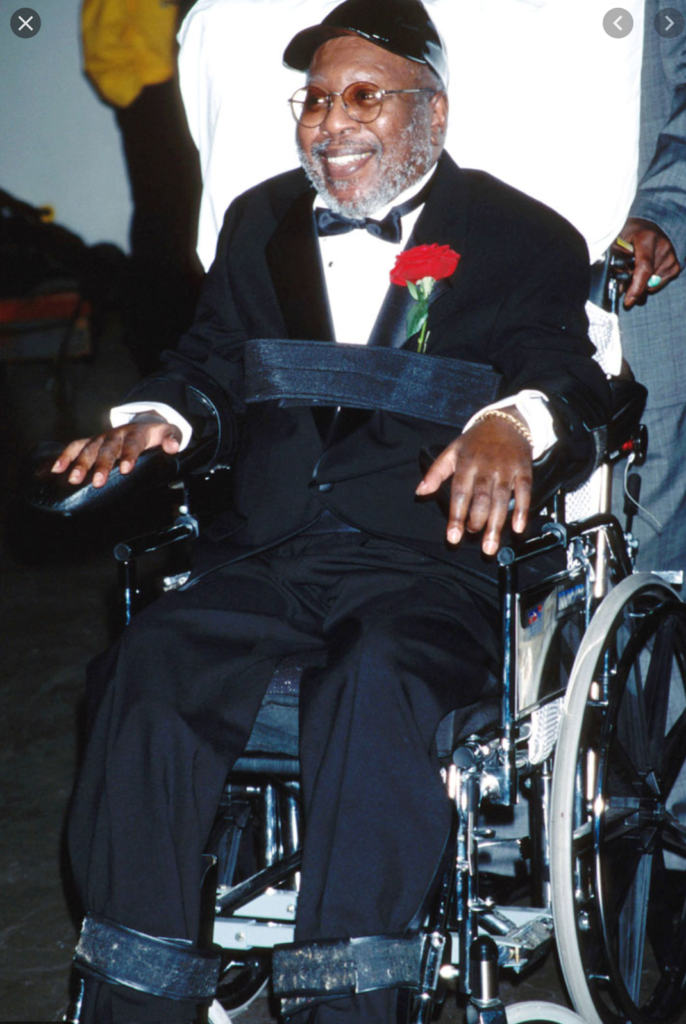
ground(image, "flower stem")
xmin=417 ymin=321 xmax=429 ymax=354
xmin=416 ymin=280 xmax=432 ymax=353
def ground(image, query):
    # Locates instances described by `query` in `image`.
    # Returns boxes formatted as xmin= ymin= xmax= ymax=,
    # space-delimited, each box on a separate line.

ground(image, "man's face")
xmin=297 ymin=35 xmax=447 ymax=217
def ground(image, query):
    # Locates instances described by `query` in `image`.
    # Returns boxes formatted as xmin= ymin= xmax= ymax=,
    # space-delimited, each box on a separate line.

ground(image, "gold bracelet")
xmin=471 ymin=409 xmax=534 ymax=448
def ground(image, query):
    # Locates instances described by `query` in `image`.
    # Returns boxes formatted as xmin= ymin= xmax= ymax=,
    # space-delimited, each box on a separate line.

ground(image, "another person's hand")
xmin=619 ymin=217 xmax=681 ymax=309
xmin=50 ymin=415 xmax=182 ymax=488
xmin=416 ymin=410 xmax=533 ymax=555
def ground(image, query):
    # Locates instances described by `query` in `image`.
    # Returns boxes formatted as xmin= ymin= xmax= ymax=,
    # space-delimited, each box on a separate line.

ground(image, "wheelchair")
xmin=25 ymin=256 xmax=686 ymax=1024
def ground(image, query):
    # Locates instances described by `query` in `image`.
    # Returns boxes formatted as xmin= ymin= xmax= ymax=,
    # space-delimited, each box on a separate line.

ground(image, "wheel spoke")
xmin=615 ymin=654 xmax=650 ymax=779
xmin=605 ymin=734 xmax=644 ymax=800
xmin=643 ymin=616 xmax=677 ymax=766
xmin=597 ymin=823 xmax=643 ymax=916
xmin=661 ymin=706 xmax=686 ymax=797
xmin=617 ymin=848 xmax=652 ymax=1003
xmin=646 ymin=850 xmax=678 ymax=971
xmin=661 ymin=810 xmax=686 ymax=860
xmin=572 ymin=817 xmax=593 ymax=854
xmin=644 ymin=854 xmax=686 ymax=1016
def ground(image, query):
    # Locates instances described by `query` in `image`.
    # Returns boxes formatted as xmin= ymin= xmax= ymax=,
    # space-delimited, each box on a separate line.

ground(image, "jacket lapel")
xmin=265 ymin=188 xmax=335 ymax=342
xmin=366 ymin=275 xmax=417 ymax=349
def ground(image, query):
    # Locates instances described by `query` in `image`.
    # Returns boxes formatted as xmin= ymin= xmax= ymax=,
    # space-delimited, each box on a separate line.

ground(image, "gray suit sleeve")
xmin=629 ymin=0 xmax=686 ymax=259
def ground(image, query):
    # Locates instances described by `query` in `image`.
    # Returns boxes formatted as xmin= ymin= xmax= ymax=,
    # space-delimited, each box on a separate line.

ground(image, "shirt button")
xmin=317 ymin=482 xmax=334 ymax=493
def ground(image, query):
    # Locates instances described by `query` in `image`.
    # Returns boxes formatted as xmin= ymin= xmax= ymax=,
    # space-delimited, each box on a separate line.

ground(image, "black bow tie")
xmin=315 ymin=206 xmax=403 ymax=243
xmin=314 ymin=173 xmax=436 ymax=244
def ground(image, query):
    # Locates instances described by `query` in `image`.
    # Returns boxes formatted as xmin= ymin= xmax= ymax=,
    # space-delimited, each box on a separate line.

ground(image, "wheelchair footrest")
xmin=273 ymin=932 xmax=429 ymax=1001
xmin=486 ymin=913 xmax=554 ymax=973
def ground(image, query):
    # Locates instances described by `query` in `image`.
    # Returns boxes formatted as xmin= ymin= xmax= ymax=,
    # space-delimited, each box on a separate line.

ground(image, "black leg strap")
xmin=73 ymin=912 xmax=221 ymax=1004
xmin=273 ymin=932 xmax=431 ymax=1007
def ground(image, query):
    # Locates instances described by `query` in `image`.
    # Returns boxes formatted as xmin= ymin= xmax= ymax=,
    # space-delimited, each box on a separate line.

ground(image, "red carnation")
xmin=390 ymin=244 xmax=461 ymax=287
xmin=390 ymin=244 xmax=461 ymax=353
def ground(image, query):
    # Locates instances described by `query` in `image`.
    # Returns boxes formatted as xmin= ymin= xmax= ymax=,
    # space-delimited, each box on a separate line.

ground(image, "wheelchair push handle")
xmin=606 ymin=242 xmax=636 ymax=315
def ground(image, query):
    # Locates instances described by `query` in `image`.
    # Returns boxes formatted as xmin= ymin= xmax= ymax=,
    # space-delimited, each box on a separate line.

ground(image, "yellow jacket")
xmin=81 ymin=0 xmax=179 ymax=108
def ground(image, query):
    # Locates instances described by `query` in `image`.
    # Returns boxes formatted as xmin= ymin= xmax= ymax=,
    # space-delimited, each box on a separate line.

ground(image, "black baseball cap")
xmin=283 ymin=0 xmax=448 ymax=87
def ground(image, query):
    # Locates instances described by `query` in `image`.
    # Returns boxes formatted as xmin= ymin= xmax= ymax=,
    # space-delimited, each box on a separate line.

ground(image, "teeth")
xmin=327 ymin=152 xmax=371 ymax=166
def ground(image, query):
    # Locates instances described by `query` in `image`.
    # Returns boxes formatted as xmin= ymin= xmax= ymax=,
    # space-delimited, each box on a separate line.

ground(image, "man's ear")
xmin=430 ymin=91 xmax=448 ymax=147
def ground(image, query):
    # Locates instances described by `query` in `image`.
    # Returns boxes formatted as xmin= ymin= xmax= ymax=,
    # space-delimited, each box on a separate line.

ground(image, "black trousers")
xmin=67 ymin=529 xmax=500 ymax=1022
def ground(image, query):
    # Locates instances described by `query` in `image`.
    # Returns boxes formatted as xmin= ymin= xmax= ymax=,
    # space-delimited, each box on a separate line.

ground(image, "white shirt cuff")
xmin=463 ymin=390 xmax=556 ymax=460
xmin=110 ymin=402 xmax=194 ymax=450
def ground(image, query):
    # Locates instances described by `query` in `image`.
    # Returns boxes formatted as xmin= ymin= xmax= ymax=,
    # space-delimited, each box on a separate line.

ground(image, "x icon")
xmin=11 ymin=8 xmax=41 ymax=37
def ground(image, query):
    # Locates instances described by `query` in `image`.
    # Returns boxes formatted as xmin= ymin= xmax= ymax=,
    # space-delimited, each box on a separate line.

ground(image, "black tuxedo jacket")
xmin=126 ymin=153 xmax=611 ymax=584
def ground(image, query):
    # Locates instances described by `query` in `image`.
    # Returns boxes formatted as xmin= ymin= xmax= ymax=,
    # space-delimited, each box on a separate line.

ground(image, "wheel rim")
xmin=551 ymin=575 xmax=686 ymax=1024
xmin=505 ymin=1001 xmax=587 ymax=1023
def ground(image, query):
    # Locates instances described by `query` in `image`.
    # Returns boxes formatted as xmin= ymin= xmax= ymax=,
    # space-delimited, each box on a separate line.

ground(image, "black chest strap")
xmin=244 ymin=339 xmax=503 ymax=430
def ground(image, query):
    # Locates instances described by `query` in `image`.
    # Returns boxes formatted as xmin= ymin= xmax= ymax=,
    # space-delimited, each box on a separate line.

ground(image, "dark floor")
xmin=0 ymin=322 xmax=576 ymax=1022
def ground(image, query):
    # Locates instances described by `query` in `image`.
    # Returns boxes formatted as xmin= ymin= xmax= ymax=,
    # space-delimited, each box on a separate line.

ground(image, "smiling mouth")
xmin=326 ymin=151 xmax=374 ymax=166
xmin=319 ymin=148 xmax=377 ymax=180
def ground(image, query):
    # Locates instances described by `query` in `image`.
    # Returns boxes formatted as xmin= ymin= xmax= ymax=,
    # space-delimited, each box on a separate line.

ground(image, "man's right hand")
xmin=50 ymin=417 xmax=182 ymax=488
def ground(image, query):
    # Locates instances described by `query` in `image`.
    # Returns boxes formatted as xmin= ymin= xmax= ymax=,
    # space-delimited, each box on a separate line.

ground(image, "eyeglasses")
xmin=289 ymin=81 xmax=436 ymax=128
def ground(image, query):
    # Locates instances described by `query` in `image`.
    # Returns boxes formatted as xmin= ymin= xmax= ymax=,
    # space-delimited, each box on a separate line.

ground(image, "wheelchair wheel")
xmin=215 ymin=950 xmax=269 ymax=1014
xmin=550 ymin=573 xmax=686 ymax=1024
xmin=505 ymin=1002 xmax=586 ymax=1023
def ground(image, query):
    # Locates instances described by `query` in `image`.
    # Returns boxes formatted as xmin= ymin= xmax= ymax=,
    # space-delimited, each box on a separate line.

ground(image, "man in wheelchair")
xmin=52 ymin=2 xmax=615 ymax=1021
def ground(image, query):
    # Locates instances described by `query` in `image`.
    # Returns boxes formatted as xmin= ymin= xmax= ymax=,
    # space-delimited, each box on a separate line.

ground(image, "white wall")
xmin=0 ymin=0 xmax=132 ymax=250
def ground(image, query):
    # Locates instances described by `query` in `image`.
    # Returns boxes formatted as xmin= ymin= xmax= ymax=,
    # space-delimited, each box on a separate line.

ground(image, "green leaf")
xmin=406 ymin=281 xmax=419 ymax=300
xmin=406 ymin=301 xmax=428 ymax=339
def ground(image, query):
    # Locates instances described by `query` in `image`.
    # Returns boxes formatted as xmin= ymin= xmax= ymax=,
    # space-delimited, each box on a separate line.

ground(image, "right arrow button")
xmin=655 ymin=7 xmax=685 ymax=36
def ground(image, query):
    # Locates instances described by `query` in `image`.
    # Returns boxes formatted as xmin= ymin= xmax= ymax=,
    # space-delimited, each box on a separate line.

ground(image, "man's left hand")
xmin=620 ymin=217 xmax=681 ymax=309
xmin=416 ymin=412 xmax=533 ymax=555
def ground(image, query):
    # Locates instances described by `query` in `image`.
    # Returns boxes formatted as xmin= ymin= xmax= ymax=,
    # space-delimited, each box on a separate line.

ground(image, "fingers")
xmin=623 ymin=231 xmax=659 ymax=308
xmin=416 ymin=445 xmax=457 ymax=497
xmin=623 ymin=258 xmax=652 ymax=309
xmin=621 ymin=223 xmax=680 ymax=308
xmin=50 ymin=422 xmax=181 ymax=488
xmin=651 ymin=240 xmax=680 ymax=284
xmin=510 ymin=471 xmax=532 ymax=535
xmin=416 ymin=422 xmax=533 ymax=555
xmin=50 ymin=439 xmax=92 ymax=476
xmin=448 ymin=467 xmax=525 ymax=556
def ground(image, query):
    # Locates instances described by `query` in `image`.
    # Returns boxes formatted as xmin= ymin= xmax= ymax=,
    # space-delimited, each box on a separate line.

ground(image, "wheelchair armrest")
xmin=19 ymin=437 xmax=217 ymax=516
xmin=529 ymin=376 xmax=647 ymax=512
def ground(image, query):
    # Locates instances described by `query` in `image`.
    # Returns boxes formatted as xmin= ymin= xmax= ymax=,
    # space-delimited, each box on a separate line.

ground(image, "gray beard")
xmin=297 ymin=109 xmax=435 ymax=217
